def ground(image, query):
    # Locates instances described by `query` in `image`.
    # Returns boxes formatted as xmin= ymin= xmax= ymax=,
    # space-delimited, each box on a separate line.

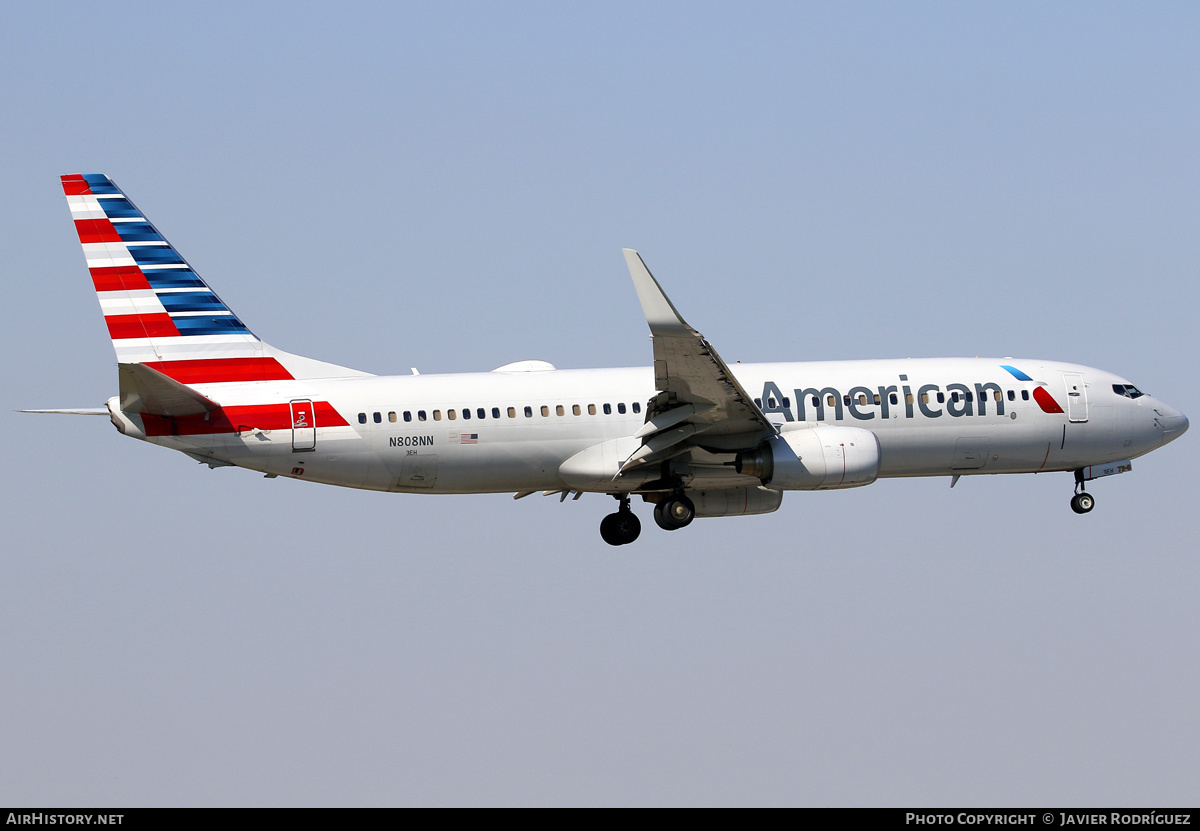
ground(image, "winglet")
xmin=622 ymin=249 xmax=693 ymax=336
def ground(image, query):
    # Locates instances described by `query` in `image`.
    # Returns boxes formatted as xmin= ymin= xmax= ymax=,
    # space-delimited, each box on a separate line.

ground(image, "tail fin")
xmin=61 ymin=173 xmax=369 ymax=383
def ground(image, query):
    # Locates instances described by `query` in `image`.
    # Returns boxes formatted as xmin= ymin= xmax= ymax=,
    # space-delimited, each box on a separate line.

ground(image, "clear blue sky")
xmin=2 ymin=1 xmax=1198 ymax=806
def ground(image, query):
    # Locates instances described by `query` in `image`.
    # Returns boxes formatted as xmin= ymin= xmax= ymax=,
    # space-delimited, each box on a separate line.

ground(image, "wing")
xmin=620 ymin=249 xmax=774 ymax=470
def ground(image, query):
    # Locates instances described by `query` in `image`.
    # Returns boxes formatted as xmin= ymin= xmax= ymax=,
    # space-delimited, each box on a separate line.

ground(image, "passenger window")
xmin=507 ymin=407 xmax=515 ymax=418
xmin=827 ymin=394 xmax=837 ymax=407
xmin=906 ymin=393 xmax=914 ymax=405
xmin=842 ymin=396 xmax=850 ymax=407
xmin=541 ymin=405 xmax=549 ymax=417
xmin=873 ymin=394 xmax=881 ymax=405
xmin=617 ymin=403 xmax=626 ymax=414
xmin=889 ymin=393 xmax=898 ymax=405
xmin=1021 ymin=390 xmax=1030 ymax=401
xmin=461 ymin=408 xmax=470 ymax=420
xmin=433 ymin=410 xmax=442 ymax=421
xmin=478 ymin=408 xmax=486 ymax=419
xmin=860 ymin=394 xmax=870 ymax=406
xmin=920 ymin=393 xmax=929 ymax=404
xmin=492 ymin=408 xmax=500 ymax=419
xmin=418 ymin=410 xmax=427 ymax=421
xmin=951 ymin=392 xmax=959 ymax=403
xmin=358 ymin=413 xmax=366 ymax=424
xmin=603 ymin=403 xmax=612 ymax=415
xmin=403 ymin=411 xmax=412 ymax=422
xmin=388 ymin=411 xmax=397 ymax=423
xmin=1007 ymin=390 xmax=1015 ymax=401
xmin=937 ymin=392 xmax=945 ymax=404
xmin=556 ymin=405 xmax=565 ymax=416
xmin=812 ymin=396 xmax=820 ymax=408
xmin=965 ymin=392 xmax=973 ymax=402
xmin=994 ymin=391 xmax=1002 ymax=402
xmin=572 ymin=404 xmax=581 ymax=416
xmin=448 ymin=409 xmax=457 ymax=420
xmin=588 ymin=404 xmax=596 ymax=415
xmin=525 ymin=406 xmax=533 ymax=417
xmin=755 ymin=398 xmax=762 ymax=407
xmin=633 ymin=403 xmax=641 ymax=414
xmin=783 ymin=397 xmax=791 ymax=408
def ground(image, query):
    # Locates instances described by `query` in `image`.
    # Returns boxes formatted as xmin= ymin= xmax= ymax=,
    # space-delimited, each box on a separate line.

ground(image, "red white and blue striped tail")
xmin=62 ymin=174 xmax=369 ymax=385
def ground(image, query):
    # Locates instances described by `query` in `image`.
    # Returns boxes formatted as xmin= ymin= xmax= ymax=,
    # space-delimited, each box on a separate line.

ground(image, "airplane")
xmin=28 ymin=173 xmax=1189 ymax=546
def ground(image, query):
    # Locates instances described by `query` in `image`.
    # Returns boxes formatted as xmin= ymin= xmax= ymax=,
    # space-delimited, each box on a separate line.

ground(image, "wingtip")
xmin=623 ymin=249 xmax=691 ymax=333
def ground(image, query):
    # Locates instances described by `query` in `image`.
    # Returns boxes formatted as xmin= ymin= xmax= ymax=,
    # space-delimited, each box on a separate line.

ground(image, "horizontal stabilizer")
xmin=18 ymin=407 xmax=108 ymax=415
xmin=119 ymin=362 xmax=220 ymax=417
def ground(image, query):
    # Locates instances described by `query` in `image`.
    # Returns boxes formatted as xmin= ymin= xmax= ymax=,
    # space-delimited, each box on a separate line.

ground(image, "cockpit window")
xmin=1112 ymin=384 xmax=1145 ymax=399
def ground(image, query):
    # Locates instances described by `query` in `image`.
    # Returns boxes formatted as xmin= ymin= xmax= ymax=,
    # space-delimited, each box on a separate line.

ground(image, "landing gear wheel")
xmin=600 ymin=510 xmax=642 ymax=545
xmin=653 ymin=501 xmax=675 ymax=531
xmin=1070 ymin=492 xmax=1095 ymax=514
xmin=654 ymin=494 xmax=695 ymax=530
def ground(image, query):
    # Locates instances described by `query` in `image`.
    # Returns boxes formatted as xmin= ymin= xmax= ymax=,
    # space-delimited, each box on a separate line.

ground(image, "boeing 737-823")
xmin=32 ymin=174 xmax=1189 ymax=545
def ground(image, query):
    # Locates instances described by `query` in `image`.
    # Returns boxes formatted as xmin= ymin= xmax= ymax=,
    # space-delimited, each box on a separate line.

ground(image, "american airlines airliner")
xmin=31 ymin=174 xmax=1189 ymax=545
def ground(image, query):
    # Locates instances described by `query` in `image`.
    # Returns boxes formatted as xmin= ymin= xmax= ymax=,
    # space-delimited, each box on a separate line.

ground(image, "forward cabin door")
xmin=1062 ymin=373 xmax=1089 ymax=423
xmin=290 ymin=399 xmax=317 ymax=451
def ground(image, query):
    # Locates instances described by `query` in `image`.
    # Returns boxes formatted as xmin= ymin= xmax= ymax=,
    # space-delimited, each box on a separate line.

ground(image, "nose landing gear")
xmin=1071 ymin=469 xmax=1095 ymax=514
xmin=1070 ymin=491 xmax=1095 ymax=514
xmin=600 ymin=494 xmax=641 ymax=546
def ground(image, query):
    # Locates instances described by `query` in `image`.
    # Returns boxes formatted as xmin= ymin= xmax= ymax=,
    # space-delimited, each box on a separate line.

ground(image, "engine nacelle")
xmin=690 ymin=486 xmax=783 ymax=517
xmin=736 ymin=425 xmax=880 ymax=490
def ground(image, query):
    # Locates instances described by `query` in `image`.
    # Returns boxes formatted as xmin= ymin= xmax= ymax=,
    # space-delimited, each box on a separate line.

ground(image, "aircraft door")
xmin=1063 ymin=373 xmax=1088 ymax=423
xmin=290 ymin=399 xmax=317 ymax=451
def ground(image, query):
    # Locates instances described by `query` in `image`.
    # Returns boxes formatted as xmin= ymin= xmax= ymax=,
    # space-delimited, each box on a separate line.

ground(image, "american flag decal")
xmin=460 ymin=433 xmax=478 ymax=445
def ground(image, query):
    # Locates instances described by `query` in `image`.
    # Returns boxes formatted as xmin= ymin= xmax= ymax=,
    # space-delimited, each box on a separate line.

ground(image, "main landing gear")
xmin=600 ymin=495 xmax=641 ymax=546
xmin=600 ymin=491 xmax=698 ymax=544
xmin=653 ymin=493 xmax=695 ymax=531
xmin=1071 ymin=469 xmax=1095 ymax=514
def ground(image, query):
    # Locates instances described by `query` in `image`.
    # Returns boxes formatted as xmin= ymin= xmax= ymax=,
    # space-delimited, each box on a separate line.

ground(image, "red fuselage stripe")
xmin=1033 ymin=386 xmax=1064 ymax=414
xmin=141 ymin=402 xmax=349 ymax=436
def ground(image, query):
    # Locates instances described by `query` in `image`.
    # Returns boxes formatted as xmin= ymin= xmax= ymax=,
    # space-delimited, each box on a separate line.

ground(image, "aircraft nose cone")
xmin=1156 ymin=406 xmax=1189 ymax=446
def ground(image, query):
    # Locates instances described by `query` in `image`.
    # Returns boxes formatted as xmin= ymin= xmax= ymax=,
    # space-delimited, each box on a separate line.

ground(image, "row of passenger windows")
xmin=357 ymin=401 xmax=643 ymax=424
xmin=358 ymin=386 xmax=1051 ymax=425
xmin=755 ymin=389 xmax=1032 ymax=409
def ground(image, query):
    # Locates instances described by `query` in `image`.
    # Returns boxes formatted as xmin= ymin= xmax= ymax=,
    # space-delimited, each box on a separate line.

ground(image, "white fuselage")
xmin=115 ymin=357 xmax=1186 ymax=495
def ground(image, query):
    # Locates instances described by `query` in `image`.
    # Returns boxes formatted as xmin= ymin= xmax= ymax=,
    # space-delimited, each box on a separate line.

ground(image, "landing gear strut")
xmin=600 ymin=495 xmax=641 ymax=546
xmin=653 ymin=493 xmax=695 ymax=531
xmin=1071 ymin=470 xmax=1095 ymax=514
